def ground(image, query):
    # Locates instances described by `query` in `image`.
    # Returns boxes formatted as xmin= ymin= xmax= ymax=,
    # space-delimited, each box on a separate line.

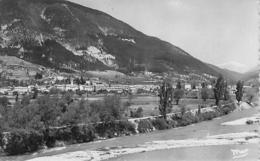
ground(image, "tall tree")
xmin=235 ymin=80 xmax=243 ymax=104
xmin=223 ymin=81 xmax=230 ymax=101
xmin=201 ymin=82 xmax=208 ymax=102
xmin=31 ymin=87 xmax=38 ymax=99
xmin=213 ymin=75 xmax=225 ymax=105
xmin=158 ymin=81 xmax=173 ymax=120
xmin=174 ymin=81 xmax=184 ymax=105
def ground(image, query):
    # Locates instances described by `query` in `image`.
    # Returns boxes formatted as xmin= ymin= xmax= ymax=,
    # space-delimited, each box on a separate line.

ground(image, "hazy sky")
xmin=69 ymin=0 xmax=258 ymax=73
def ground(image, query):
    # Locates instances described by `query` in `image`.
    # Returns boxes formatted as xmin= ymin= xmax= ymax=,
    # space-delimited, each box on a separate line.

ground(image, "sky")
xmin=69 ymin=0 xmax=259 ymax=73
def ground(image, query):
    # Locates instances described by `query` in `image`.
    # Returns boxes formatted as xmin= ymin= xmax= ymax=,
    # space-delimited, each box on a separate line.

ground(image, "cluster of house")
xmin=0 ymin=73 xmax=247 ymax=96
xmin=0 ymin=82 xmax=160 ymax=96
xmin=0 ymin=82 xmax=213 ymax=97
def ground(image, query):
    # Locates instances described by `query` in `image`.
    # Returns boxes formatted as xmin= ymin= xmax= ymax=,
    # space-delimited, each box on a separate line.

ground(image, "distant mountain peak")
xmin=218 ymin=61 xmax=248 ymax=73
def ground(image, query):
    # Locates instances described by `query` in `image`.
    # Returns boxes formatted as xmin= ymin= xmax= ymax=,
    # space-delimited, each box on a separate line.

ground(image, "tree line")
xmin=158 ymin=75 xmax=246 ymax=119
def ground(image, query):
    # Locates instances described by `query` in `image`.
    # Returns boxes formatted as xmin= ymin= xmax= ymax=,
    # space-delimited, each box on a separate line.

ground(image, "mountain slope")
xmin=241 ymin=66 xmax=259 ymax=81
xmin=207 ymin=64 xmax=243 ymax=81
xmin=0 ymin=0 xmax=229 ymax=77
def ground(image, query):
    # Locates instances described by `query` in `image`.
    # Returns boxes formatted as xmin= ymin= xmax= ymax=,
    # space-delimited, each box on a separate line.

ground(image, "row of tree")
xmin=158 ymin=75 xmax=245 ymax=119
xmin=0 ymin=93 xmax=127 ymax=132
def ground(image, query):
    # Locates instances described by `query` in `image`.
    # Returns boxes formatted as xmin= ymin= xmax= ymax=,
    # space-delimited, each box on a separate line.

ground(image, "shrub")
xmin=167 ymin=119 xmax=178 ymax=128
xmin=152 ymin=118 xmax=170 ymax=130
xmin=71 ymin=125 xmax=95 ymax=143
xmin=117 ymin=121 xmax=136 ymax=135
xmin=95 ymin=121 xmax=136 ymax=138
xmin=177 ymin=112 xmax=199 ymax=126
xmin=198 ymin=111 xmax=217 ymax=121
xmin=1 ymin=129 xmax=44 ymax=155
xmin=221 ymin=104 xmax=235 ymax=115
xmin=246 ymin=120 xmax=253 ymax=125
xmin=55 ymin=127 xmax=72 ymax=142
xmin=130 ymin=107 xmax=143 ymax=118
xmin=180 ymin=105 xmax=187 ymax=117
xmin=137 ymin=119 xmax=154 ymax=133
xmin=44 ymin=128 xmax=57 ymax=148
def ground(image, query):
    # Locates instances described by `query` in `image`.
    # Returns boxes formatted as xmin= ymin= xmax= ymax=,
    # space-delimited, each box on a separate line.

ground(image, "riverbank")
xmin=2 ymin=102 xmax=258 ymax=161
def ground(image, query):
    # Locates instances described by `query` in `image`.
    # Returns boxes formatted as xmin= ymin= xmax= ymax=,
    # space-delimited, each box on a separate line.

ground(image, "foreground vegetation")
xmin=0 ymin=94 xmax=236 ymax=156
xmin=0 ymin=75 xmax=258 ymax=156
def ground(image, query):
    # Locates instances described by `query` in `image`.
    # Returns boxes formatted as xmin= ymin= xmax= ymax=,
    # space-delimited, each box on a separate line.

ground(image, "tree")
xmin=158 ymin=81 xmax=173 ymax=119
xmin=31 ymin=87 xmax=38 ymax=99
xmin=21 ymin=95 xmax=30 ymax=106
xmin=96 ymin=95 xmax=126 ymax=122
xmin=191 ymin=81 xmax=196 ymax=89
xmin=235 ymin=81 xmax=243 ymax=104
xmin=0 ymin=97 xmax=9 ymax=107
xmin=130 ymin=107 xmax=143 ymax=118
xmin=60 ymin=99 xmax=89 ymax=125
xmin=80 ymin=76 xmax=85 ymax=85
xmin=35 ymin=73 xmax=43 ymax=80
xmin=201 ymin=82 xmax=208 ymax=102
xmin=223 ymin=81 xmax=230 ymax=101
xmin=176 ymin=81 xmax=182 ymax=89
xmin=245 ymin=85 xmax=257 ymax=104
xmin=213 ymin=75 xmax=225 ymax=105
xmin=174 ymin=81 xmax=184 ymax=105
xmin=36 ymin=95 xmax=60 ymax=128
xmin=0 ymin=97 xmax=9 ymax=117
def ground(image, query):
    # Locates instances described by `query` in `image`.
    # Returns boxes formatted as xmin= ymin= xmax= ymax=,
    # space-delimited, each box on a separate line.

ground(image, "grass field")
xmin=120 ymin=96 xmax=216 ymax=116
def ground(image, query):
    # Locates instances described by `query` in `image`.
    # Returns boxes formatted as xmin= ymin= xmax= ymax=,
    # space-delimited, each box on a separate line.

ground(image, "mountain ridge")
xmin=0 ymin=0 xmax=244 ymax=81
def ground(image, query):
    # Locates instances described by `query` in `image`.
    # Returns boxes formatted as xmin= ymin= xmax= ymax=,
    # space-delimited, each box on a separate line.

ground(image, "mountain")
xmin=241 ymin=66 xmax=259 ymax=81
xmin=218 ymin=61 xmax=248 ymax=73
xmin=0 ymin=0 xmax=238 ymax=79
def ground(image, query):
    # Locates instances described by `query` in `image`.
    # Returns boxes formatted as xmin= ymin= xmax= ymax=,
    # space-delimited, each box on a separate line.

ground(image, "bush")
xmin=44 ymin=125 xmax=96 ymax=146
xmin=152 ymin=118 xmax=170 ymax=130
xmin=167 ymin=119 xmax=178 ymax=128
xmin=1 ymin=129 xmax=44 ymax=155
xmin=198 ymin=111 xmax=217 ymax=121
xmin=246 ymin=120 xmax=253 ymax=125
xmin=137 ymin=119 xmax=154 ymax=133
xmin=55 ymin=127 xmax=72 ymax=142
xmin=180 ymin=105 xmax=187 ymax=117
xmin=44 ymin=128 xmax=57 ymax=148
xmin=95 ymin=121 xmax=136 ymax=138
xmin=130 ymin=107 xmax=143 ymax=118
xmin=177 ymin=112 xmax=199 ymax=126
xmin=223 ymin=104 xmax=235 ymax=114
xmin=117 ymin=121 xmax=136 ymax=135
xmin=71 ymin=125 xmax=95 ymax=143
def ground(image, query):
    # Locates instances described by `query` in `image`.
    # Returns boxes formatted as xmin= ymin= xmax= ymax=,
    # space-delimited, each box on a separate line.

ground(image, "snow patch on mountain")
xmin=218 ymin=61 xmax=248 ymax=73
